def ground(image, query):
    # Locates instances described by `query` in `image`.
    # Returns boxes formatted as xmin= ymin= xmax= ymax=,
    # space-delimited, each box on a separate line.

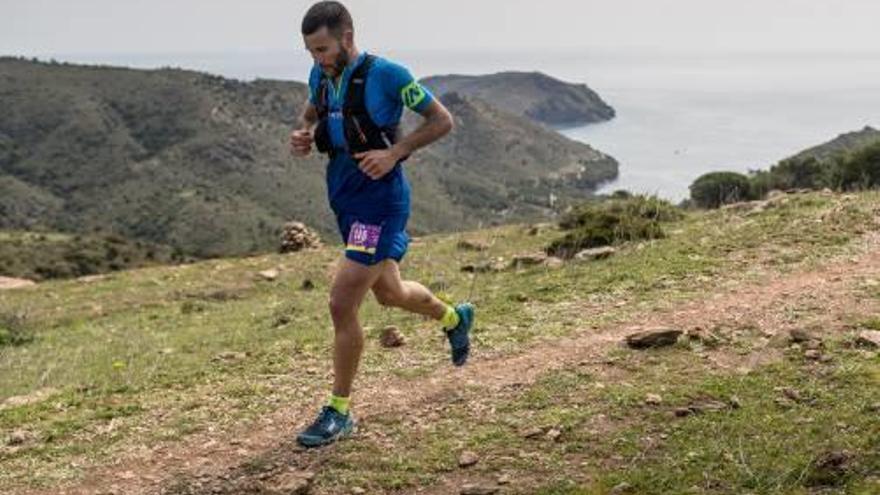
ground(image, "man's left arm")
xmin=355 ymin=86 xmax=454 ymax=180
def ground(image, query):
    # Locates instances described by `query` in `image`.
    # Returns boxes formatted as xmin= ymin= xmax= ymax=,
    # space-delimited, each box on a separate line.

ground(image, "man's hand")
xmin=353 ymin=147 xmax=405 ymax=180
xmin=290 ymin=129 xmax=314 ymax=157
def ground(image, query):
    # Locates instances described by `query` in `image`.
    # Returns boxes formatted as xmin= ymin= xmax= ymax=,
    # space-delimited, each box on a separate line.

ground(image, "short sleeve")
xmin=378 ymin=60 xmax=435 ymax=113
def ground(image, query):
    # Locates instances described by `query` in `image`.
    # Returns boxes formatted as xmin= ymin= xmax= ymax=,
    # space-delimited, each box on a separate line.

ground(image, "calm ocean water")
xmin=53 ymin=49 xmax=880 ymax=201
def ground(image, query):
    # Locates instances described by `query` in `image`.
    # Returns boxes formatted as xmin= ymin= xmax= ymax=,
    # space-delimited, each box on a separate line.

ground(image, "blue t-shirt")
xmin=308 ymin=52 xmax=434 ymax=216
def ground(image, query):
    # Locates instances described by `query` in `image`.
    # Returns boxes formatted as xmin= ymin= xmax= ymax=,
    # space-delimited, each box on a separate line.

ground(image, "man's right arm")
xmin=290 ymin=101 xmax=319 ymax=156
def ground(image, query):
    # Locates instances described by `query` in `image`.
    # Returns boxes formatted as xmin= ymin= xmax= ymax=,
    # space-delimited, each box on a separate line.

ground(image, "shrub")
xmin=0 ymin=311 xmax=34 ymax=347
xmin=547 ymin=194 xmax=682 ymax=258
xmin=833 ymin=141 xmax=880 ymax=191
xmin=689 ymin=171 xmax=755 ymax=209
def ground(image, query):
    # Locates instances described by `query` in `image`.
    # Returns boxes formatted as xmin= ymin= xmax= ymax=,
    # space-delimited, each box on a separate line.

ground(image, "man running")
xmin=289 ymin=1 xmax=474 ymax=448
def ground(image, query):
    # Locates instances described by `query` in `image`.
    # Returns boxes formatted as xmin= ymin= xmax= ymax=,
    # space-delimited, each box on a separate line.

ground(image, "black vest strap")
xmin=313 ymin=54 xmax=403 ymax=160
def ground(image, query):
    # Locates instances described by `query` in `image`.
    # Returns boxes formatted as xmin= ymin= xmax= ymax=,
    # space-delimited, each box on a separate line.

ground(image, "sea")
xmin=45 ymin=48 xmax=880 ymax=202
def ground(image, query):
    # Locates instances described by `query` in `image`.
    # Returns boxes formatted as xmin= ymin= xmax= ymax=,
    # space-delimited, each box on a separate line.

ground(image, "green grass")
xmin=1 ymin=190 xmax=879 ymax=491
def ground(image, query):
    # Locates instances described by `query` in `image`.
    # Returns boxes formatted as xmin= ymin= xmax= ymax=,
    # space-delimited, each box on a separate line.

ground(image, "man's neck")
xmin=333 ymin=48 xmax=361 ymax=84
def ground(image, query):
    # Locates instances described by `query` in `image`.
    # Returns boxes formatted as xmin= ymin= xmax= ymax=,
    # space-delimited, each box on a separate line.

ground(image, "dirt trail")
xmin=20 ymin=231 xmax=880 ymax=495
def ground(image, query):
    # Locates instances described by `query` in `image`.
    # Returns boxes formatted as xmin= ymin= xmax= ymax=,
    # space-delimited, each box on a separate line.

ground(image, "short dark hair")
xmin=301 ymin=1 xmax=353 ymax=36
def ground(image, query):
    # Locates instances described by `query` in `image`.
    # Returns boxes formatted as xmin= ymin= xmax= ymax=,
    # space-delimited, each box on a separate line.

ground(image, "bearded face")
xmin=304 ymin=26 xmax=354 ymax=79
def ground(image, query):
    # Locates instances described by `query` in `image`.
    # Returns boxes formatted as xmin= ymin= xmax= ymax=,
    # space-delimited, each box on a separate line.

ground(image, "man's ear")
xmin=341 ymin=29 xmax=355 ymax=50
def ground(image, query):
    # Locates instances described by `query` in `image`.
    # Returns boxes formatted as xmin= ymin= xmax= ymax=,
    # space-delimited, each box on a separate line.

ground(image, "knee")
xmin=328 ymin=296 xmax=356 ymax=322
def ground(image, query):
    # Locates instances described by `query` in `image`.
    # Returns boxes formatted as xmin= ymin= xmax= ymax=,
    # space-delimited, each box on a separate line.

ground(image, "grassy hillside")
xmin=0 ymin=57 xmax=617 ymax=258
xmin=0 ymin=230 xmax=179 ymax=280
xmin=1 ymin=190 xmax=879 ymax=494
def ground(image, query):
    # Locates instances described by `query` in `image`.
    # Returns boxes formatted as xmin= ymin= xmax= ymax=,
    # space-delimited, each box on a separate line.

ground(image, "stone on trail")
xmin=379 ymin=326 xmax=405 ymax=348
xmin=856 ymin=330 xmax=880 ymax=349
xmin=644 ymin=393 xmax=663 ymax=406
xmin=258 ymin=268 xmax=280 ymax=281
xmin=265 ymin=470 xmax=315 ymax=495
xmin=460 ymin=483 xmax=499 ymax=495
xmin=625 ymin=328 xmax=683 ymax=349
xmin=458 ymin=450 xmax=480 ymax=468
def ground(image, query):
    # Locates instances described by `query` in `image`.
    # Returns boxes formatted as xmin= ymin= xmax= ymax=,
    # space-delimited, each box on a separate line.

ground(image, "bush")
xmin=689 ymin=171 xmax=755 ymax=209
xmin=0 ymin=311 xmax=34 ymax=347
xmin=547 ymin=195 xmax=683 ymax=258
xmin=833 ymin=141 xmax=880 ymax=191
xmin=765 ymin=156 xmax=833 ymax=191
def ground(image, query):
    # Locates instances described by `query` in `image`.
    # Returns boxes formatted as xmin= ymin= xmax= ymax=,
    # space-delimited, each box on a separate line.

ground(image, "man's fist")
xmin=353 ymin=148 xmax=403 ymax=180
xmin=290 ymin=129 xmax=313 ymax=156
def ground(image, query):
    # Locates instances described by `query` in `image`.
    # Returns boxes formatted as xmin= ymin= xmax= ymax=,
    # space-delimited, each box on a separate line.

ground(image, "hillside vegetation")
xmin=0 ymin=57 xmax=617 ymax=259
xmin=2 ymin=190 xmax=879 ymax=494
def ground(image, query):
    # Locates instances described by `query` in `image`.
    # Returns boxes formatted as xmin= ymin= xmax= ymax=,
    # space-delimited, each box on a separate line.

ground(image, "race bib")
xmin=346 ymin=222 xmax=382 ymax=255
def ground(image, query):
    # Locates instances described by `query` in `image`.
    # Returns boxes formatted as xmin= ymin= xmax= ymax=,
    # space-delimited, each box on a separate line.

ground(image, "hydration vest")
xmin=313 ymin=54 xmax=403 ymax=159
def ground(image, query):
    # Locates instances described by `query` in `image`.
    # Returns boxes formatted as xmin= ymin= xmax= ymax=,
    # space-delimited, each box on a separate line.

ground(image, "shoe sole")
xmin=451 ymin=304 xmax=474 ymax=366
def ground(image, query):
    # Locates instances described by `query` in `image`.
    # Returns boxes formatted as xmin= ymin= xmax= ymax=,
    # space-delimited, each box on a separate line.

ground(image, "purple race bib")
xmin=346 ymin=222 xmax=382 ymax=255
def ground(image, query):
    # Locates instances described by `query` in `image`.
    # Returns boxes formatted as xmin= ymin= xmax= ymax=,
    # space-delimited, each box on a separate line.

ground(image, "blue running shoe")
xmin=296 ymin=406 xmax=355 ymax=448
xmin=446 ymin=302 xmax=474 ymax=366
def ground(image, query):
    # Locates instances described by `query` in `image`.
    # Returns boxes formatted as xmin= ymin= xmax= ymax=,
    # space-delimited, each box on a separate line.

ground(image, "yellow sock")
xmin=441 ymin=305 xmax=460 ymax=331
xmin=328 ymin=394 xmax=350 ymax=415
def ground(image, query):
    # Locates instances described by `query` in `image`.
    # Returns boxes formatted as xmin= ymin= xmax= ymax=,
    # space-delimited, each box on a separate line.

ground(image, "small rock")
xmin=789 ymin=328 xmax=816 ymax=343
xmin=545 ymin=428 xmax=563 ymax=441
xmin=804 ymin=349 xmax=822 ymax=360
xmin=460 ymin=484 xmax=499 ymax=495
xmin=496 ymin=474 xmax=511 ymax=485
xmin=807 ymin=450 xmax=852 ymax=487
xmin=258 ymin=269 xmax=280 ymax=281
xmin=351 ymin=488 xmax=366 ymax=495
xmin=625 ymin=328 xmax=683 ymax=349
xmin=301 ymin=279 xmax=315 ymax=291
xmin=574 ymin=246 xmax=617 ymax=261
xmin=856 ymin=330 xmax=880 ymax=349
xmin=728 ymin=396 xmax=742 ymax=409
xmin=674 ymin=407 xmax=693 ymax=418
xmin=543 ymin=256 xmax=565 ymax=269
xmin=457 ymin=239 xmax=490 ymax=252
xmin=610 ymin=482 xmax=634 ymax=494
xmin=267 ymin=470 xmax=314 ymax=495
xmin=782 ymin=388 xmax=803 ymax=402
xmin=645 ymin=393 xmax=663 ymax=406
xmin=458 ymin=450 xmax=479 ymax=468
xmin=6 ymin=430 xmax=30 ymax=446
xmin=521 ymin=426 xmax=544 ymax=439
xmin=213 ymin=351 xmax=247 ymax=362
xmin=379 ymin=326 xmax=405 ymax=348
xmin=461 ymin=259 xmax=506 ymax=273
xmin=510 ymin=253 xmax=548 ymax=268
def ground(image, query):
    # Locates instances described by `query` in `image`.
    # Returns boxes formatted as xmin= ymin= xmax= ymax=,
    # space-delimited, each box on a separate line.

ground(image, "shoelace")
xmin=315 ymin=406 xmax=341 ymax=431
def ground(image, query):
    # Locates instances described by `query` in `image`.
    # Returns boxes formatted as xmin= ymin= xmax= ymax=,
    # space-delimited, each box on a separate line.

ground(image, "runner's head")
xmin=302 ymin=1 xmax=355 ymax=78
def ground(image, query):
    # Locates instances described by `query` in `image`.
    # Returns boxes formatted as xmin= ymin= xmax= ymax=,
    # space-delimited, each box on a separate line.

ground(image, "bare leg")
xmin=371 ymin=260 xmax=448 ymax=320
xmin=328 ymin=257 xmax=385 ymax=397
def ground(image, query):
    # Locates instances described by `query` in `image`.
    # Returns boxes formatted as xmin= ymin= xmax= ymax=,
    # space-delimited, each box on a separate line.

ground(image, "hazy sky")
xmin=3 ymin=0 xmax=880 ymax=56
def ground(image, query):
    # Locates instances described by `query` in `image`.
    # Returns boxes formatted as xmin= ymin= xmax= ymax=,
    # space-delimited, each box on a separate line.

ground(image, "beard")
xmin=323 ymin=50 xmax=350 ymax=78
